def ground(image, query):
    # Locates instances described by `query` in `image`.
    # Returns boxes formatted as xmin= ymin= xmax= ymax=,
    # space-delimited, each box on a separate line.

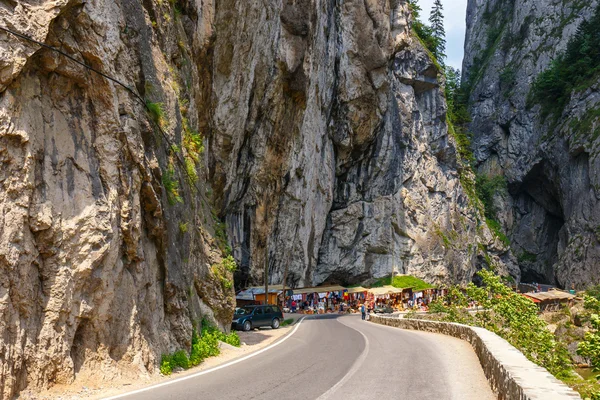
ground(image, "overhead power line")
xmin=0 ymin=24 xmax=206 ymax=198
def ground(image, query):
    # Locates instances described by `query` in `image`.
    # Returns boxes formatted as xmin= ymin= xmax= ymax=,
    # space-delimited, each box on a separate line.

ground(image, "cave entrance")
xmin=511 ymin=161 xmax=565 ymax=285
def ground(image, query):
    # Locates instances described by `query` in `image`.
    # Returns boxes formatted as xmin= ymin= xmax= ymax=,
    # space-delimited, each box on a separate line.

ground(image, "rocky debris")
xmin=464 ymin=0 xmax=600 ymax=288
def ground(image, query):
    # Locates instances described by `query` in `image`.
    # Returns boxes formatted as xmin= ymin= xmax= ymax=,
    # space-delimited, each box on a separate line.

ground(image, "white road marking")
xmin=315 ymin=317 xmax=370 ymax=400
xmin=102 ymin=317 xmax=306 ymax=400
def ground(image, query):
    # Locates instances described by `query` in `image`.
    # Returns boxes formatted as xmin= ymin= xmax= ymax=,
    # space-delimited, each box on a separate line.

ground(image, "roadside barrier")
xmin=369 ymin=315 xmax=581 ymax=400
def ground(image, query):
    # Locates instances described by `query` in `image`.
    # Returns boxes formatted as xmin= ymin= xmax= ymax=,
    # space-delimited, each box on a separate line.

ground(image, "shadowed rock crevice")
xmin=464 ymin=0 xmax=600 ymax=288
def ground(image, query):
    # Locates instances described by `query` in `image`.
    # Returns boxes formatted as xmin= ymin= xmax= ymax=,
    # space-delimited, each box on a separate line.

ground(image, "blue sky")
xmin=418 ymin=0 xmax=468 ymax=70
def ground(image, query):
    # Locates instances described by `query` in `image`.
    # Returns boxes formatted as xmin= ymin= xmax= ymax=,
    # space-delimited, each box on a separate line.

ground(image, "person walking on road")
xmin=361 ymin=303 xmax=366 ymax=320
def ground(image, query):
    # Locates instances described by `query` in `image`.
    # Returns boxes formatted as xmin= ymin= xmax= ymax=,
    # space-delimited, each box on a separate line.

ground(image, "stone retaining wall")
xmin=369 ymin=315 xmax=581 ymax=400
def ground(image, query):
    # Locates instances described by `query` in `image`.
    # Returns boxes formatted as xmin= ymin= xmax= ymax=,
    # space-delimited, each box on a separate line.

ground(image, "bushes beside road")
xmin=160 ymin=320 xmax=240 ymax=376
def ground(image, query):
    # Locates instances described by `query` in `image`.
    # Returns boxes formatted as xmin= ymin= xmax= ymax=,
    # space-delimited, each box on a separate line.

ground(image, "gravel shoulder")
xmin=20 ymin=320 xmax=300 ymax=400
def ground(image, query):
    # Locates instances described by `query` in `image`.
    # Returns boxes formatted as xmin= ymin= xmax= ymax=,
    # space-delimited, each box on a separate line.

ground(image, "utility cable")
xmin=0 ymin=24 xmax=208 ymax=199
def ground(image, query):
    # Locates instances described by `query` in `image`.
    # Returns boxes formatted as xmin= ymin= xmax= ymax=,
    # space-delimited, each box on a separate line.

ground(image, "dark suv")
xmin=232 ymin=305 xmax=284 ymax=331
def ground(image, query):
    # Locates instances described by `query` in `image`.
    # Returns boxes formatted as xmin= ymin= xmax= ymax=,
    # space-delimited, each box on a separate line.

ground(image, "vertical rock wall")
xmin=0 ymin=0 xmax=516 ymax=397
xmin=210 ymin=0 xmax=516 ymax=289
xmin=0 ymin=0 xmax=234 ymax=398
xmin=464 ymin=0 xmax=600 ymax=288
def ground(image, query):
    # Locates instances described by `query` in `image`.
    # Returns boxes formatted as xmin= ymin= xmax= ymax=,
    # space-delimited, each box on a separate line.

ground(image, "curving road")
xmin=111 ymin=315 xmax=494 ymax=400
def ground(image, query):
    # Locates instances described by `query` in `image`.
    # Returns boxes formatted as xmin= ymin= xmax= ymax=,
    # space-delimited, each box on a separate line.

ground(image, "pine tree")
xmin=429 ymin=0 xmax=447 ymax=64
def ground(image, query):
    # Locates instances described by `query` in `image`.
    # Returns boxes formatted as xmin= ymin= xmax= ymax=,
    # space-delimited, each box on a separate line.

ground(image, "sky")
xmin=418 ymin=0 xmax=469 ymax=70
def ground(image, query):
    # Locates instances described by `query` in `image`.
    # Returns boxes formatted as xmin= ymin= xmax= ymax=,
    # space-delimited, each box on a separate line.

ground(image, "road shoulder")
xmin=22 ymin=318 xmax=304 ymax=400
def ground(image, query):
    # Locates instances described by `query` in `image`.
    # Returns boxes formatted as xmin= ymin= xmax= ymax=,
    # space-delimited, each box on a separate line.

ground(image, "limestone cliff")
xmin=0 ymin=0 xmax=511 ymax=398
xmin=211 ymin=1 xmax=515 ymax=289
xmin=0 ymin=1 xmax=235 ymax=398
xmin=464 ymin=0 xmax=600 ymax=288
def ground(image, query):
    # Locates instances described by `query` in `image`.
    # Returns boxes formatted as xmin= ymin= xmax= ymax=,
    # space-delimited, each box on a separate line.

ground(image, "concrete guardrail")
xmin=369 ymin=315 xmax=581 ymax=400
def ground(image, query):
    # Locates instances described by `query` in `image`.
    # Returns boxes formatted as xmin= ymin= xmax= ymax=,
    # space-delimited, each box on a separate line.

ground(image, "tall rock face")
xmin=0 ymin=0 xmax=510 ymax=398
xmin=214 ymin=0 xmax=515 ymax=289
xmin=0 ymin=1 xmax=235 ymax=398
xmin=464 ymin=0 xmax=600 ymax=288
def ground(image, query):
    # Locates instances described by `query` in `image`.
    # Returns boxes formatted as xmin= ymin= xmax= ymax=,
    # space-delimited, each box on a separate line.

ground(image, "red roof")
xmin=521 ymin=294 xmax=541 ymax=303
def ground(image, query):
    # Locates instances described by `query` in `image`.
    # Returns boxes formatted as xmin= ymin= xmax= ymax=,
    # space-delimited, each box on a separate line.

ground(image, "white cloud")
xmin=416 ymin=0 xmax=468 ymax=69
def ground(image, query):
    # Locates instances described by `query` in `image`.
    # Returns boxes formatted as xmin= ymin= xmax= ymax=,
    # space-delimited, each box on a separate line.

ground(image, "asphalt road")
xmin=113 ymin=315 xmax=494 ymax=400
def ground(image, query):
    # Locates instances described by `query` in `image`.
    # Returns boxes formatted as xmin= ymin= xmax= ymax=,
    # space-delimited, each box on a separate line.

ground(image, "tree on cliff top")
xmin=408 ymin=0 xmax=444 ymax=65
xmin=429 ymin=0 xmax=447 ymax=64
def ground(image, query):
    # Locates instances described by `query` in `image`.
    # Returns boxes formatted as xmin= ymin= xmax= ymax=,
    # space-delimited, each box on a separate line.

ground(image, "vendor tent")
xmin=292 ymin=285 xmax=346 ymax=294
xmin=346 ymin=286 xmax=368 ymax=294
xmin=368 ymin=286 xmax=403 ymax=296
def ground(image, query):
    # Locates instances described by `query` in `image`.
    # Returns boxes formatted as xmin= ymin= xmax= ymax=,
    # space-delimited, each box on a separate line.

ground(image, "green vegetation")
xmin=475 ymin=174 xmax=506 ymax=221
xmin=578 ymin=296 xmax=600 ymax=371
xmin=221 ymin=255 xmax=237 ymax=273
xmin=373 ymin=275 xmax=434 ymax=291
xmin=475 ymin=173 xmax=509 ymax=245
xmin=146 ymin=101 xmax=167 ymax=128
xmin=569 ymin=107 xmax=600 ymax=143
xmin=281 ymin=318 xmax=295 ymax=327
xmin=428 ymin=272 xmax=600 ymax=398
xmin=179 ymin=222 xmax=188 ymax=234
xmin=408 ymin=0 xmax=446 ymax=64
xmin=531 ymin=5 xmax=600 ymax=121
xmin=428 ymin=0 xmax=446 ymax=64
xmin=486 ymin=218 xmax=510 ymax=246
xmin=499 ymin=65 xmax=516 ymax=96
xmin=518 ymin=250 xmax=537 ymax=264
xmin=181 ymin=114 xmax=204 ymax=187
xmin=162 ymin=164 xmax=183 ymax=205
xmin=161 ymin=321 xmax=241 ymax=376
xmin=213 ymin=212 xmax=231 ymax=256
xmin=212 ymin=255 xmax=237 ymax=290
xmin=428 ymin=270 xmax=572 ymax=377
xmin=569 ymin=295 xmax=600 ymax=399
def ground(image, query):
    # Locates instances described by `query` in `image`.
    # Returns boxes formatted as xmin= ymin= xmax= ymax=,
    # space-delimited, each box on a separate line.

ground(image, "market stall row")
xmin=236 ymin=284 xmax=449 ymax=314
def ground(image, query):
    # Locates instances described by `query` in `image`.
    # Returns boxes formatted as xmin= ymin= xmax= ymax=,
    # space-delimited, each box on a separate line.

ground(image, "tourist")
xmin=361 ymin=303 xmax=366 ymax=320
xmin=291 ymin=300 xmax=297 ymax=313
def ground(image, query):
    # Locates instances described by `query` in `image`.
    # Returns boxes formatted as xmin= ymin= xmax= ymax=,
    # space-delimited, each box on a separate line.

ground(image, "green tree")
xmin=408 ymin=0 xmax=440 ymax=62
xmin=429 ymin=0 xmax=447 ymax=63
xmin=531 ymin=5 xmax=600 ymax=120
xmin=429 ymin=270 xmax=572 ymax=377
xmin=578 ymin=296 xmax=600 ymax=371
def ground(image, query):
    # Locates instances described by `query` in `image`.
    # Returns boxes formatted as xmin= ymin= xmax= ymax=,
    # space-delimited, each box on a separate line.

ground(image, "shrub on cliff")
xmin=531 ymin=5 xmax=600 ymax=120
xmin=578 ymin=296 xmax=600 ymax=371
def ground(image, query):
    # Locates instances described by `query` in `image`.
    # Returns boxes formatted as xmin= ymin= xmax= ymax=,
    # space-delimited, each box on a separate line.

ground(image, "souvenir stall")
xmin=345 ymin=287 xmax=368 ymax=311
xmin=289 ymin=285 xmax=347 ymax=314
xmin=368 ymin=286 xmax=404 ymax=311
xmin=411 ymin=287 xmax=437 ymax=310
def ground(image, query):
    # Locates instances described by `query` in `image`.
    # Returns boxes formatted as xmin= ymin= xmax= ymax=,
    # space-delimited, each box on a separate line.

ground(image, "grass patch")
xmin=179 ymin=222 xmax=188 ymax=234
xmin=162 ymin=164 xmax=183 ymax=205
xmin=373 ymin=275 xmax=435 ymax=291
xmin=281 ymin=318 xmax=294 ymax=327
xmin=518 ymin=250 xmax=537 ymax=264
xmin=146 ymin=101 xmax=167 ymax=128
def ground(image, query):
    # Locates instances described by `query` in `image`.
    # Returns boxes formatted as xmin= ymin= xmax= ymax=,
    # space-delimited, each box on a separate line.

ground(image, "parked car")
xmin=373 ymin=305 xmax=393 ymax=314
xmin=232 ymin=305 xmax=284 ymax=331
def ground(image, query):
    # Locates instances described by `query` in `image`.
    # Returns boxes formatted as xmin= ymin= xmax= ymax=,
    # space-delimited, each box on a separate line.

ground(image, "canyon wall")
xmin=464 ymin=0 xmax=600 ymax=288
xmin=0 ymin=0 xmax=514 ymax=397
xmin=0 ymin=0 xmax=235 ymax=398
xmin=211 ymin=0 xmax=515 ymax=289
